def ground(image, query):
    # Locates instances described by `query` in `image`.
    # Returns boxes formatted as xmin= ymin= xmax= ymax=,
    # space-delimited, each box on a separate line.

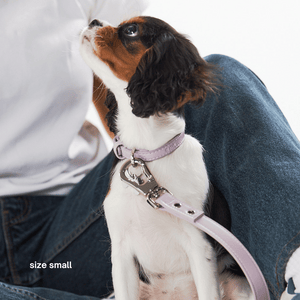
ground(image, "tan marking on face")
xmin=93 ymin=18 xmax=147 ymax=82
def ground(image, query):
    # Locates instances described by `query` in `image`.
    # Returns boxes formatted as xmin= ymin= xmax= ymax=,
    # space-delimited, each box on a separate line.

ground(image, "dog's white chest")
xmin=103 ymin=139 xmax=222 ymax=299
xmin=106 ymin=186 xmax=189 ymax=272
xmin=104 ymin=160 xmax=208 ymax=277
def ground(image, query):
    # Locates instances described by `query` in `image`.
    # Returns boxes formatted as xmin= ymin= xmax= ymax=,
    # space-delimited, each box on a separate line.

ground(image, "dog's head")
xmin=80 ymin=16 xmax=218 ymax=119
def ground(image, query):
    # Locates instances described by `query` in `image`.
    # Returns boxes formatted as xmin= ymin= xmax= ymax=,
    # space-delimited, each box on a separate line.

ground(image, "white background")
xmin=142 ymin=0 xmax=300 ymax=139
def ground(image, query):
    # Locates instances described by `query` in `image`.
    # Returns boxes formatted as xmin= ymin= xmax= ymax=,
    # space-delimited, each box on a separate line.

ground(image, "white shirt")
xmin=0 ymin=0 xmax=146 ymax=196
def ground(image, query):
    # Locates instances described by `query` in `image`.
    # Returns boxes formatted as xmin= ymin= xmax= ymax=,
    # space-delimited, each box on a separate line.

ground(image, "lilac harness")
xmin=113 ymin=133 xmax=270 ymax=300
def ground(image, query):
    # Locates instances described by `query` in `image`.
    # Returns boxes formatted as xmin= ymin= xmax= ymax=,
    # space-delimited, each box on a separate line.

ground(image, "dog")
xmin=80 ymin=16 xmax=253 ymax=300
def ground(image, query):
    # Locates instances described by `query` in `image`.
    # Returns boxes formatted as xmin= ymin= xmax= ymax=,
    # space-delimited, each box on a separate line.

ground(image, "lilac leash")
xmin=113 ymin=134 xmax=270 ymax=300
xmin=155 ymin=193 xmax=270 ymax=300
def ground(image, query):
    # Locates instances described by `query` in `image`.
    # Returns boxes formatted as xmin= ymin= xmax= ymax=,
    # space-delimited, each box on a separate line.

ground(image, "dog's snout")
xmin=89 ymin=19 xmax=103 ymax=28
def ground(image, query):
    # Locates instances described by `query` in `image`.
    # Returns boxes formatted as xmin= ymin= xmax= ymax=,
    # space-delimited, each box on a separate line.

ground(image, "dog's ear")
xmin=93 ymin=75 xmax=118 ymax=137
xmin=126 ymin=32 xmax=218 ymax=118
xmin=104 ymin=89 xmax=118 ymax=136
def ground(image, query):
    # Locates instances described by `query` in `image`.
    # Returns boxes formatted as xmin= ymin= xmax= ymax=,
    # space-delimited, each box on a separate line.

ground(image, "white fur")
xmin=80 ymin=23 xmax=253 ymax=300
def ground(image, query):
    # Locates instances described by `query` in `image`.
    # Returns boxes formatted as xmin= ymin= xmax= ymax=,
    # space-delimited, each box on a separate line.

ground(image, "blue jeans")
xmin=1 ymin=55 xmax=299 ymax=300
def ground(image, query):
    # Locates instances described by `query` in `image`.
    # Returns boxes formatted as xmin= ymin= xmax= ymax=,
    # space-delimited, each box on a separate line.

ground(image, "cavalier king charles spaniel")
xmin=80 ymin=16 xmax=253 ymax=300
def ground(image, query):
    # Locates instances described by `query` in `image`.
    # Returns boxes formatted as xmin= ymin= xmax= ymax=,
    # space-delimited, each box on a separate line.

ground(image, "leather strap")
xmin=155 ymin=193 xmax=270 ymax=300
xmin=113 ymin=132 xmax=185 ymax=161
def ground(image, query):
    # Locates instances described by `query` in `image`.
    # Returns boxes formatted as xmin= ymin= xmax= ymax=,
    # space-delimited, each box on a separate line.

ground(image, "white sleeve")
xmin=90 ymin=0 xmax=148 ymax=26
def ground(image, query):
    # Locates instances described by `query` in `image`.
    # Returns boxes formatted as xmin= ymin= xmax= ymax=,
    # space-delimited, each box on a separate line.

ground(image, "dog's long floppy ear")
xmin=127 ymin=31 xmax=219 ymax=118
xmin=93 ymin=75 xmax=117 ymax=137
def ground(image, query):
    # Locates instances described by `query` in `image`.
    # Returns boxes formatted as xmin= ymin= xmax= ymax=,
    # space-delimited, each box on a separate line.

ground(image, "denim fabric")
xmin=288 ymin=278 xmax=296 ymax=294
xmin=185 ymin=55 xmax=300 ymax=299
xmin=0 ymin=152 xmax=115 ymax=299
xmin=0 ymin=282 xmax=100 ymax=300
xmin=0 ymin=55 xmax=299 ymax=300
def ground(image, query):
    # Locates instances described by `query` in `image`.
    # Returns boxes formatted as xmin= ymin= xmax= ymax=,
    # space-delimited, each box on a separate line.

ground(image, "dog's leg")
xmin=181 ymin=225 xmax=220 ymax=300
xmin=111 ymin=240 xmax=140 ymax=300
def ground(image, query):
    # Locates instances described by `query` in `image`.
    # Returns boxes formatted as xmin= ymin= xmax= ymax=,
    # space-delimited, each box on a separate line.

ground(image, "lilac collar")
xmin=113 ymin=132 xmax=185 ymax=161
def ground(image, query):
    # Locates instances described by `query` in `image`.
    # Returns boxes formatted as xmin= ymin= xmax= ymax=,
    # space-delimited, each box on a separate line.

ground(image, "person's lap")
xmin=1 ymin=54 xmax=299 ymax=300
xmin=185 ymin=54 xmax=300 ymax=299
xmin=0 ymin=152 xmax=115 ymax=299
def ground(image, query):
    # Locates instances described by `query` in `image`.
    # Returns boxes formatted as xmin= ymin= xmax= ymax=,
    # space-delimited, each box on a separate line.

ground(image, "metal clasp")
xmin=120 ymin=158 xmax=168 ymax=209
xmin=120 ymin=158 xmax=158 ymax=196
xmin=147 ymin=187 xmax=170 ymax=209
xmin=130 ymin=148 xmax=137 ymax=166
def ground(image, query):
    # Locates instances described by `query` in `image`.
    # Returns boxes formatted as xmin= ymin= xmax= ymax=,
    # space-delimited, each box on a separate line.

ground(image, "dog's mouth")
xmin=80 ymin=27 xmax=97 ymax=45
xmin=83 ymin=35 xmax=90 ymax=42
xmin=80 ymin=29 xmax=99 ymax=53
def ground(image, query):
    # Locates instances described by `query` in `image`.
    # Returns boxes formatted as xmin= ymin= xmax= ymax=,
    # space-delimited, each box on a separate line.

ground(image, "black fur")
xmin=104 ymin=89 xmax=118 ymax=135
xmin=204 ymin=183 xmax=244 ymax=277
xmin=126 ymin=17 xmax=219 ymax=118
xmin=104 ymin=17 xmax=220 ymax=130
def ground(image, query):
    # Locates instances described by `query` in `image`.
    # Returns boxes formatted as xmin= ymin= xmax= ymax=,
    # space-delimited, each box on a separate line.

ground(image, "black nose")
xmin=89 ymin=19 xmax=103 ymax=28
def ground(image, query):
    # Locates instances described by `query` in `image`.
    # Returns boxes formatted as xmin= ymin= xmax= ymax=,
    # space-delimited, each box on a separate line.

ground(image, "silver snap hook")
xmin=131 ymin=148 xmax=137 ymax=166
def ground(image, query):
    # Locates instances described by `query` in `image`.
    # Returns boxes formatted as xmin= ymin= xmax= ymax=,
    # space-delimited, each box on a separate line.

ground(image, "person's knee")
xmin=205 ymin=54 xmax=266 ymax=95
xmin=204 ymin=54 xmax=238 ymax=69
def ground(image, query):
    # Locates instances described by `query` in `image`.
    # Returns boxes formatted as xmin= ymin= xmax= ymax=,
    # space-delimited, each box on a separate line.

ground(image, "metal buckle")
xmin=120 ymin=157 xmax=168 ymax=209
xmin=147 ymin=187 xmax=169 ymax=209
xmin=113 ymin=136 xmax=124 ymax=159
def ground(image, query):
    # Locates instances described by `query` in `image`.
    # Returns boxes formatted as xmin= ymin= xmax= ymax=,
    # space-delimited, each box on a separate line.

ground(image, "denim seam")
xmin=0 ymin=198 xmax=21 ymax=285
xmin=9 ymin=198 xmax=32 ymax=226
xmin=266 ymin=278 xmax=280 ymax=300
xmin=0 ymin=282 xmax=48 ymax=300
xmin=43 ymin=208 xmax=102 ymax=263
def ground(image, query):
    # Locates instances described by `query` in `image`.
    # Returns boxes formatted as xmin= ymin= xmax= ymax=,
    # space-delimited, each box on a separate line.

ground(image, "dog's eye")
xmin=123 ymin=24 xmax=139 ymax=37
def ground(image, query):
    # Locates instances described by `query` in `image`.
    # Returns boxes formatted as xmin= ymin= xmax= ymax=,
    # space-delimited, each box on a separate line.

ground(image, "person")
xmin=0 ymin=1 xmax=299 ymax=300
xmin=0 ymin=0 xmax=146 ymax=299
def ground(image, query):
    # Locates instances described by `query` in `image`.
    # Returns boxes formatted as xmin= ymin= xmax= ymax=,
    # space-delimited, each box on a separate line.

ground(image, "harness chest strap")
xmin=113 ymin=134 xmax=270 ymax=300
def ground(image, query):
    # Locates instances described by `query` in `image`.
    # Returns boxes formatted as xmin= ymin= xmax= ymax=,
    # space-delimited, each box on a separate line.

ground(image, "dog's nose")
xmin=89 ymin=19 xmax=103 ymax=28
